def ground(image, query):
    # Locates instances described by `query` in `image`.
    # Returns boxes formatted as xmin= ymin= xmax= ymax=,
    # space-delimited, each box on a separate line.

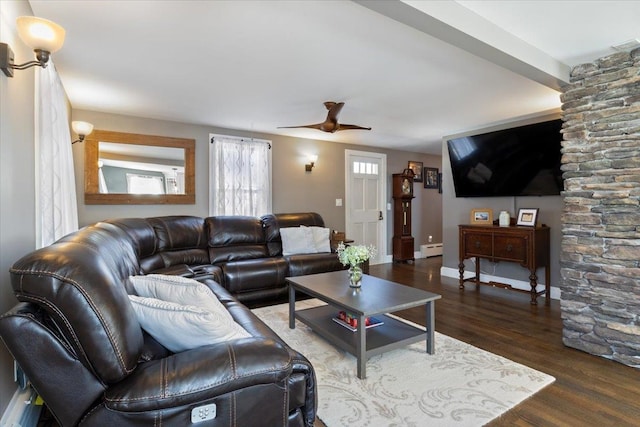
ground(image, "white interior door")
xmin=345 ymin=150 xmax=387 ymax=264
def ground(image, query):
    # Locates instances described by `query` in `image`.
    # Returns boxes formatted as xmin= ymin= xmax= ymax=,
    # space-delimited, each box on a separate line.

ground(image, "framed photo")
xmin=424 ymin=167 xmax=439 ymax=189
xmin=517 ymin=208 xmax=539 ymax=226
xmin=408 ymin=161 xmax=423 ymax=182
xmin=470 ymin=208 xmax=493 ymax=225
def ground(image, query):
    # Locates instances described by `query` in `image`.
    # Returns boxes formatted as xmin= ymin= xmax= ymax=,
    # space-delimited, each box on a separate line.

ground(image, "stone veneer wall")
xmin=560 ymin=47 xmax=640 ymax=367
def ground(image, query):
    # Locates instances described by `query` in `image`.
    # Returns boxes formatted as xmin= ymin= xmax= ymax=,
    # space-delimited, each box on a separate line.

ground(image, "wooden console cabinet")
xmin=458 ymin=224 xmax=551 ymax=305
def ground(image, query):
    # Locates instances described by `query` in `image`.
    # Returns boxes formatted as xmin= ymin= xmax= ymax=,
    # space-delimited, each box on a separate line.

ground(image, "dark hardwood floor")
xmin=316 ymin=257 xmax=640 ymax=427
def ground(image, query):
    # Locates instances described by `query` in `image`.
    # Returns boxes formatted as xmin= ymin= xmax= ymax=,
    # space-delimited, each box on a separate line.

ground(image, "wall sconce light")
xmin=71 ymin=121 xmax=94 ymax=144
xmin=305 ymin=154 xmax=318 ymax=172
xmin=1 ymin=16 xmax=66 ymax=78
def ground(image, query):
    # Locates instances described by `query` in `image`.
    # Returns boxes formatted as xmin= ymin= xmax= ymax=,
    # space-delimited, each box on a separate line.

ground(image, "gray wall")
xmin=441 ymin=111 xmax=563 ymax=292
xmin=72 ymin=109 xmax=442 ymax=255
xmin=0 ymin=0 xmax=37 ymax=414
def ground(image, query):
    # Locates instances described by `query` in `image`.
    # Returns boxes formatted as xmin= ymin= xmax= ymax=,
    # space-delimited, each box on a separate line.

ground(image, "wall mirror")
xmin=84 ymin=130 xmax=195 ymax=204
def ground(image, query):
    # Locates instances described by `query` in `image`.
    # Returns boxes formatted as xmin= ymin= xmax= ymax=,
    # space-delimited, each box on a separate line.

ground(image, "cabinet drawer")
xmin=463 ymin=233 xmax=492 ymax=257
xmin=494 ymin=235 xmax=527 ymax=262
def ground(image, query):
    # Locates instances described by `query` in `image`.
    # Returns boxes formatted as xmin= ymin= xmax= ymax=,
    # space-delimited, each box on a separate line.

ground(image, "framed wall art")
xmin=470 ymin=208 xmax=493 ymax=225
xmin=516 ymin=208 xmax=539 ymax=226
xmin=408 ymin=161 xmax=423 ymax=182
xmin=424 ymin=167 xmax=439 ymax=189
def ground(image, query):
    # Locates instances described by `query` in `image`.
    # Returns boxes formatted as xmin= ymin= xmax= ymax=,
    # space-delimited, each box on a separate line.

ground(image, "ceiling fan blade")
xmin=337 ymin=124 xmax=372 ymax=131
xmin=277 ymin=123 xmax=324 ymax=130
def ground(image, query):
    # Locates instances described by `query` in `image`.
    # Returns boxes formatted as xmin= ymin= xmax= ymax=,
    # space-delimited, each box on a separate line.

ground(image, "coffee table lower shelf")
xmin=295 ymin=304 xmax=426 ymax=361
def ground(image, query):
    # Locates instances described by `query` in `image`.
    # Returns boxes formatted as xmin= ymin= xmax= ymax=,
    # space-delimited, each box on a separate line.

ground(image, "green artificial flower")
xmin=336 ymin=242 xmax=377 ymax=267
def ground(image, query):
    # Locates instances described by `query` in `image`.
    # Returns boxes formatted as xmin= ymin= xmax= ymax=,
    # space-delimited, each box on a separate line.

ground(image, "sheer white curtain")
xmin=209 ymin=134 xmax=272 ymax=216
xmin=35 ymin=60 xmax=79 ymax=248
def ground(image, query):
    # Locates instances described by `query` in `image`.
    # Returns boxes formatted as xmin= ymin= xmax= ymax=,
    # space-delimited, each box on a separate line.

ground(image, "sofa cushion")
xmin=280 ymin=226 xmax=331 ymax=255
xmin=286 ymin=252 xmax=345 ymax=277
xmin=144 ymin=216 xmax=210 ymax=270
xmin=280 ymin=227 xmax=316 ymax=255
xmin=206 ymin=216 xmax=269 ymax=263
xmin=221 ymin=258 xmax=288 ymax=294
xmin=148 ymin=216 xmax=207 ymax=252
xmin=107 ymin=218 xmax=158 ymax=259
xmin=130 ymin=274 xmax=234 ymax=320
xmin=128 ymin=295 xmax=249 ymax=353
xmin=128 ymin=274 xmax=250 ymax=352
xmin=264 ymin=213 xmax=326 ymax=256
xmin=308 ymin=226 xmax=331 ymax=253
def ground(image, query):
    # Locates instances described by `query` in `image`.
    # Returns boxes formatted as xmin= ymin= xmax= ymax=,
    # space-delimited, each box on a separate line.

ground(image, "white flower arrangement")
xmin=336 ymin=242 xmax=377 ymax=267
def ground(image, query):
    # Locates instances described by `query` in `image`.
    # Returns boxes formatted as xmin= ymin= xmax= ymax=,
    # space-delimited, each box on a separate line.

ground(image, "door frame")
xmin=344 ymin=149 xmax=388 ymax=264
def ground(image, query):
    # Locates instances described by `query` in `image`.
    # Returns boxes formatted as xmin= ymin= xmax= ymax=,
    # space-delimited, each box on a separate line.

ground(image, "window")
xmin=126 ymin=173 xmax=165 ymax=194
xmin=352 ymin=161 xmax=379 ymax=175
xmin=209 ymin=134 xmax=272 ymax=216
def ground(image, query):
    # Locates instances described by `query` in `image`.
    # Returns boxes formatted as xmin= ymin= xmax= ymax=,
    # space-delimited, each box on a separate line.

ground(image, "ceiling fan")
xmin=278 ymin=101 xmax=371 ymax=133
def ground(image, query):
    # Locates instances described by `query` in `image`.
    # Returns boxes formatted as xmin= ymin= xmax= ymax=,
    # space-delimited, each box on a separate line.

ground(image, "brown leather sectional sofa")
xmin=0 ymin=212 xmax=344 ymax=426
xmin=107 ymin=212 xmax=345 ymax=307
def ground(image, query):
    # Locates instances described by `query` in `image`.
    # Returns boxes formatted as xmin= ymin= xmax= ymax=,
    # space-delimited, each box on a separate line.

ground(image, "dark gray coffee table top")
xmin=286 ymin=270 xmax=441 ymax=317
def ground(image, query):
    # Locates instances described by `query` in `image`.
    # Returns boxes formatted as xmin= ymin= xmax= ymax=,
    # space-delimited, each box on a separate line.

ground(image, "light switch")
xmin=336 ymin=198 xmax=343 ymax=207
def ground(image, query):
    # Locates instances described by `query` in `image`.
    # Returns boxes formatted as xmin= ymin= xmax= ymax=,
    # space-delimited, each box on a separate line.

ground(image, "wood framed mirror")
xmin=84 ymin=130 xmax=195 ymax=204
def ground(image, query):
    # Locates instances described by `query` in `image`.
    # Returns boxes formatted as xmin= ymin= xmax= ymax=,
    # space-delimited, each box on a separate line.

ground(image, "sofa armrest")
xmin=104 ymin=337 xmax=292 ymax=412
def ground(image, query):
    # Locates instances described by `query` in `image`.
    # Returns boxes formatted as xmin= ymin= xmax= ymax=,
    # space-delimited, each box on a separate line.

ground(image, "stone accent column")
xmin=560 ymin=47 xmax=640 ymax=367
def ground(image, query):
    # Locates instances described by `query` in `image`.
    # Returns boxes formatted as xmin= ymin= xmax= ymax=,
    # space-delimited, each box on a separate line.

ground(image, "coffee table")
xmin=287 ymin=270 xmax=441 ymax=379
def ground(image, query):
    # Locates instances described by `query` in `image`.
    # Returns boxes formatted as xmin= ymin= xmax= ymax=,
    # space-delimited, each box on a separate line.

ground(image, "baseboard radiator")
xmin=419 ymin=243 xmax=443 ymax=258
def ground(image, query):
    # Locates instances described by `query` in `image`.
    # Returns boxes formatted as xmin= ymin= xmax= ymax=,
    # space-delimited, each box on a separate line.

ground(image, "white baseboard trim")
xmin=440 ymin=266 xmax=561 ymax=300
xmin=0 ymin=387 xmax=41 ymax=427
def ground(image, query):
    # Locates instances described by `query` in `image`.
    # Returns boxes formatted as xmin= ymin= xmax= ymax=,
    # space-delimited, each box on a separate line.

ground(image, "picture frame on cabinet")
xmin=470 ymin=208 xmax=493 ymax=225
xmin=516 ymin=208 xmax=539 ymax=226
xmin=424 ymin=167 xmax=439 ymax=189
xmin=408 ymin=161 xmax=423 ymax=182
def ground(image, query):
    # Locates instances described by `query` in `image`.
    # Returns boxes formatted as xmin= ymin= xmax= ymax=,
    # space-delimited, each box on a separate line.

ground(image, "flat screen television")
xmin=447 ymin=119 xmax=563 ymax=197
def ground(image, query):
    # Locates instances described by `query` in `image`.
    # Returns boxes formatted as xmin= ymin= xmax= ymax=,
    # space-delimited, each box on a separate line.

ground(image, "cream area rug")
xmin=252 ymin=299 xmax=555 ymax=427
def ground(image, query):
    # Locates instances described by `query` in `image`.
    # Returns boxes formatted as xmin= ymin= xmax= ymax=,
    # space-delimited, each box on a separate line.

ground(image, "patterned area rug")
xmin=252 ymin=299 xmax=555 ymax=427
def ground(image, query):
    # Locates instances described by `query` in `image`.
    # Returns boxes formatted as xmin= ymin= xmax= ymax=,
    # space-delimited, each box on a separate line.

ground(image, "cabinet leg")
xmin=458 ymin=261 xmax=465 ymax=290
xmin=529 ymin=271 xmax=538 ymax=305
xmin=545 ymin=267 xmax=551 ymax=306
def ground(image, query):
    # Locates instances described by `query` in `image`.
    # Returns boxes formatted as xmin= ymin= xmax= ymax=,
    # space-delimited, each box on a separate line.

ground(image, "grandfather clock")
xmin=392 ymin=169 xmax=415 ymax=263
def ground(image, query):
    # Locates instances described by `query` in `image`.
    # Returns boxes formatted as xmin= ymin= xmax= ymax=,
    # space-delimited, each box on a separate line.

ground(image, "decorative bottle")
xmin=499 ymin=210 xmax=510 ymax=227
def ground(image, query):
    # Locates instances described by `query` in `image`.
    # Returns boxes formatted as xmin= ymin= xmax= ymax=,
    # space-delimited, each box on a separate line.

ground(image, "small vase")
xmin=499 ymin=210 xmax=510 ymax=227
xmin=348 ymin=265 xmax=363 ymax=288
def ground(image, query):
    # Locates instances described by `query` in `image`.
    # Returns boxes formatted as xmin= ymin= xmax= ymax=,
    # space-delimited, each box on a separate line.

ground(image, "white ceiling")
xmin=27 ymin=0 xmax=640 ymax=155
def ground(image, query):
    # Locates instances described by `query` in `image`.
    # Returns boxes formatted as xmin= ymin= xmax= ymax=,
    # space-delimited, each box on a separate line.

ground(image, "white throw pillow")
xmin=130 ymin=274 xmax=231 ymax=317
xmin=280 ymin=226 xmax=316 ymax=255
xmin=308 ymin=226 xmax=331 ymax=253
xmin=128 ymin=275 xmax=250 ymax=352
xmin=128 ymin=295 xmax=249 ymax=353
